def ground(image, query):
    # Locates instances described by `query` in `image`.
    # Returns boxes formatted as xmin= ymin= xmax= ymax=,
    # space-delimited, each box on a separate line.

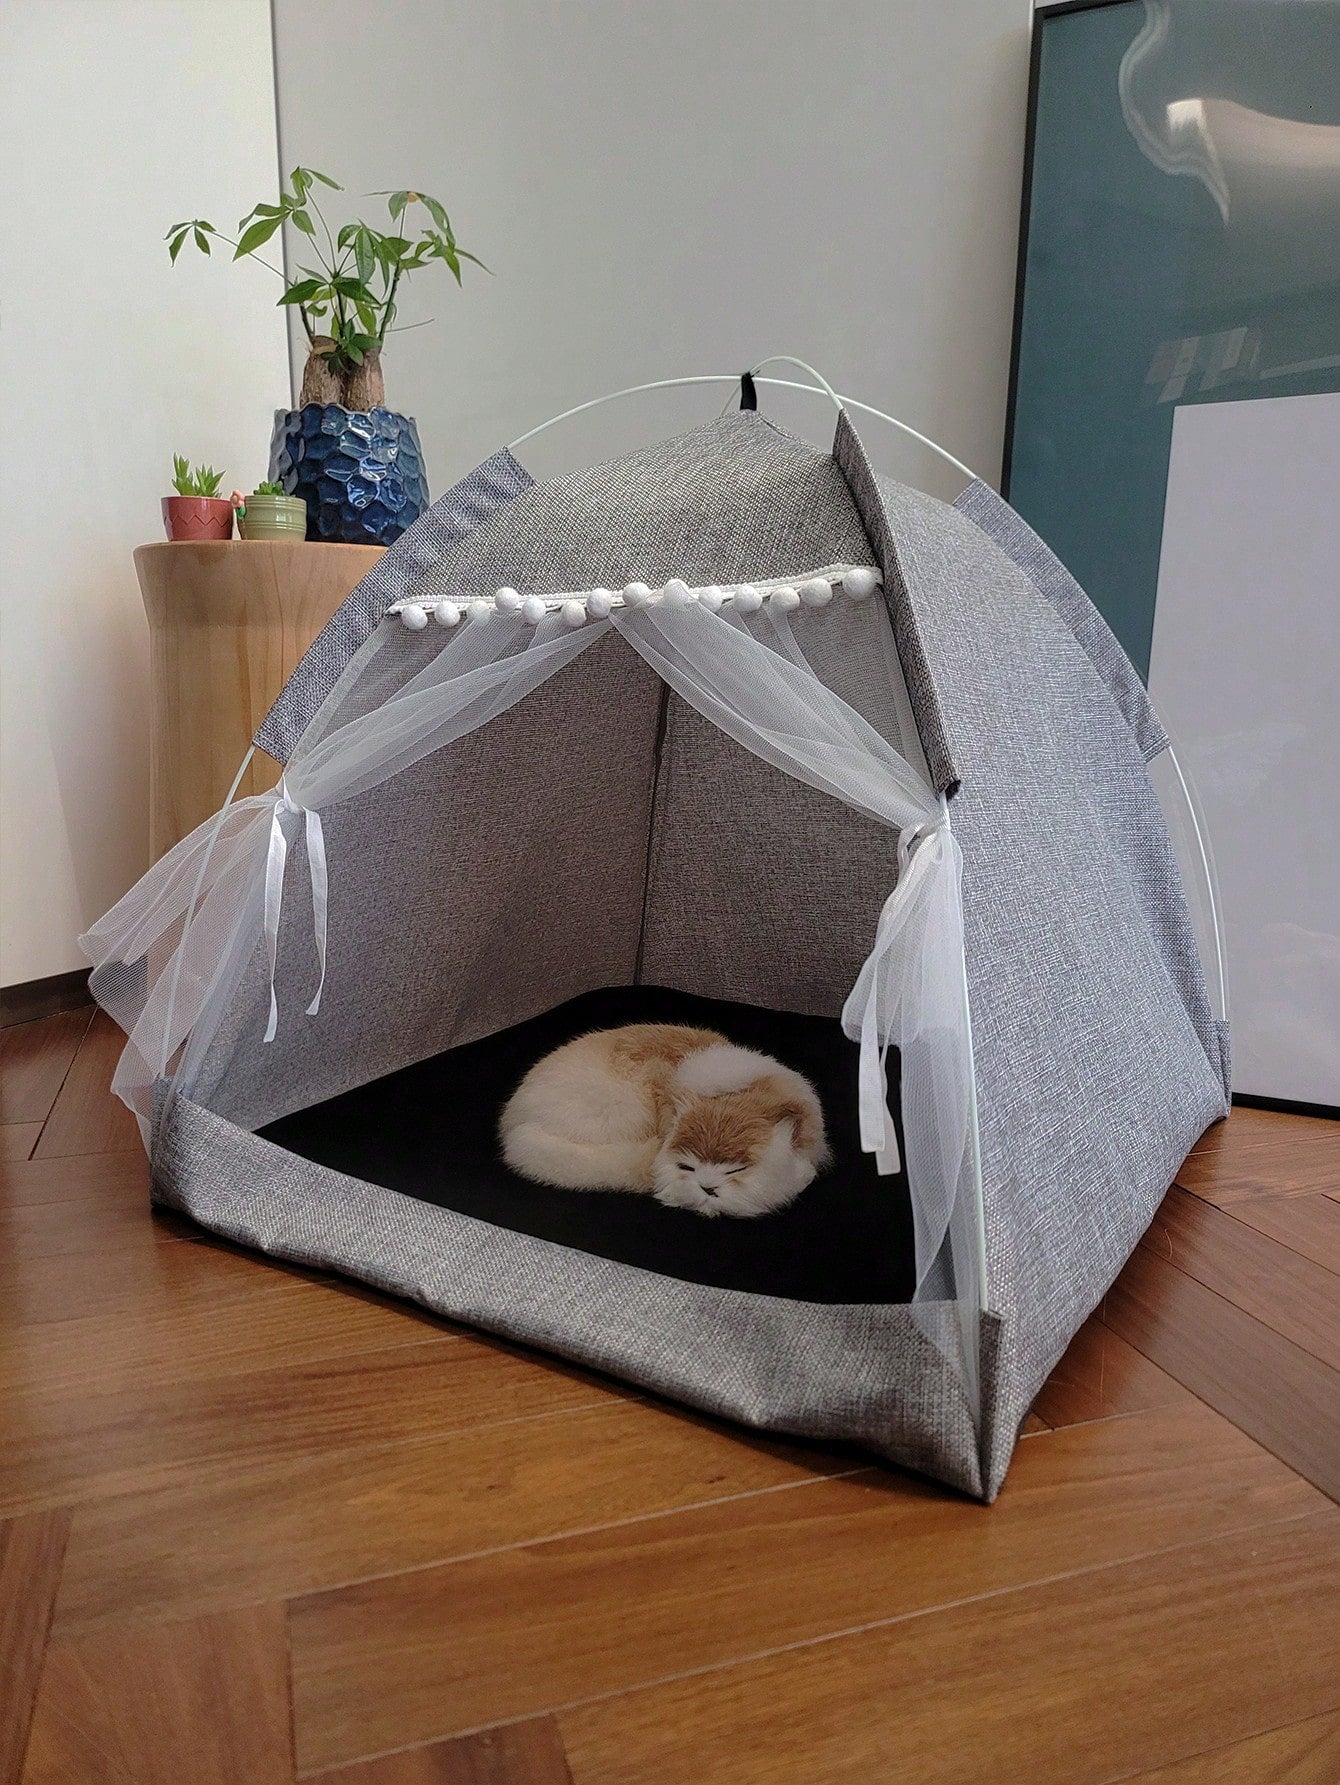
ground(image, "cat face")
xmin=651 ymin=1089 xmax=820 ymax=1218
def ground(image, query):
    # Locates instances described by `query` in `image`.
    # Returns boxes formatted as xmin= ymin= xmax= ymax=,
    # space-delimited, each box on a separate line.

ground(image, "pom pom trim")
xmin=391 ymin=563 xmax=881 ymax=628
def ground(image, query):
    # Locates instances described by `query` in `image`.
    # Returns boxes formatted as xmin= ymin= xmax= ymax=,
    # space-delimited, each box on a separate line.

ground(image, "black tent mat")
xmin=260 ymin=985 xmax=915 ymax=1304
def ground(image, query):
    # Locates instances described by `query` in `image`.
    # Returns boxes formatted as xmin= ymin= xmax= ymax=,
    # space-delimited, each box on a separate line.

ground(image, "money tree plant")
xmin=167 ymin=167 xmax=484 ymax=409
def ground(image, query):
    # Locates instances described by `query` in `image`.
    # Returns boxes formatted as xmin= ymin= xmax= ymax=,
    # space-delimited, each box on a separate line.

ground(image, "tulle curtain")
xmin=608 ymin=602 xmax=982 ymax=1341
xmin=83 ymin=598 xmax=982 ymax=1343
xmin=84 ymin=610 xmax=604 ymax=1135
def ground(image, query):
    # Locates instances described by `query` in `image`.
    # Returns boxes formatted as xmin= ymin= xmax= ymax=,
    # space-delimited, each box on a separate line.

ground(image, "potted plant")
xmin=162 ymin=456 xmax=233 ymax=541
xmin=235 ymin=480 xmax=307 ymax=541
xmin=167 ymin=167 xmax=485 ymax=545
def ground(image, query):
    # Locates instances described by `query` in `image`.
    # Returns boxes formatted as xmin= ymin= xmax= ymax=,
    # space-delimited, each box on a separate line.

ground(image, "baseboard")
xmin=1232 ymin=1091 xmax=1339 ymax=1122
xmin=0 ymin=968 xmax=93 ymax=1027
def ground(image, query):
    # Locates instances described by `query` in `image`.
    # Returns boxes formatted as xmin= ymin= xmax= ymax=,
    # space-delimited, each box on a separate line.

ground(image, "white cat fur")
xmin=499 ymin=1024 xmax=829 ymax=1219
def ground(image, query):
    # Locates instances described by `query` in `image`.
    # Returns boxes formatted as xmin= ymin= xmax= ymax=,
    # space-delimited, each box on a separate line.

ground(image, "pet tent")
xmin=85 ymin=373 xmax=1229 ymax=1500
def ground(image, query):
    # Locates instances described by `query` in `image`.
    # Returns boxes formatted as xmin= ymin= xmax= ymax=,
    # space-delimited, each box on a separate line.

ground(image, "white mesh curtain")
xmin=84 ymin=599 xmax=983 ymax=1381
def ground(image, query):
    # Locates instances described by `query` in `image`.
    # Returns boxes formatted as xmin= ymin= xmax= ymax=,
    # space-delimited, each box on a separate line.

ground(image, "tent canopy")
xmin=84 ymin=406 xmax=1228 ymax=1499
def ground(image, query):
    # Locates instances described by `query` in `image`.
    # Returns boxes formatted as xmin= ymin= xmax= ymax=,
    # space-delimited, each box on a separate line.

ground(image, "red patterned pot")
xmin=161 ymin=496 xmax=234 ymax=542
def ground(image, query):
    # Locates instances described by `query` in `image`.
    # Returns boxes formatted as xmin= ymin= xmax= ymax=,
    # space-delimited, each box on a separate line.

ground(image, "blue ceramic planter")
xmin=268 ymin=405 xmax=430 ymax=546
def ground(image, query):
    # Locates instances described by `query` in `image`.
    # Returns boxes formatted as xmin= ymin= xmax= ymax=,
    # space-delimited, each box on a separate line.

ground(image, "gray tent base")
xmin=153 ymin=1093 xmax=999 ymax=1501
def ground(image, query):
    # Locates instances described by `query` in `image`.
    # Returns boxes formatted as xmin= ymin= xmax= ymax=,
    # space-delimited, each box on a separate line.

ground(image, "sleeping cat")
xmin=499 ymin=1023 xmax=830 ymax=1218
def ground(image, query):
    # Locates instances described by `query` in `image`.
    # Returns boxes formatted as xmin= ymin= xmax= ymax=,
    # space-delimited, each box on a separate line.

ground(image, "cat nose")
xmin=701 ymin=1186 xmax=718 ymax=1198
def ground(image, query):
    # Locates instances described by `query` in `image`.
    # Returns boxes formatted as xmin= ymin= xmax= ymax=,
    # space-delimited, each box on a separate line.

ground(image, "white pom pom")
xmin=770 ymin=586 xmax=801 ymax=612
xmin=400 ymin=604 xmax=428 ymax=631
xmin=521 ymin=596 xmax=547 ymax=625
xmin=466 ymin=599 xmax=493 ymax=622
xmin=433 ymin=600 xmax=460 ymax=628
xmin=843 ymin=565 xmax=879 ymax=601
xmin=561 ymin=598 xmax=587 ymax=629
xmin=494 ymin=586 xmax=523 ymax=613
xmin=699 ymin=585 xmax=725 ymax=613
xmin=587 ymin=588 xmax=613 ymax=619
xmin=661 ymin=578 xmax=692 ymax=608
xmin=800 ymin=576 xmax=833 ymax=607
xmin=734 ymin=584 xmax=763 ymax=614
xmin=623 ymin=581 xmax=651 ymax=608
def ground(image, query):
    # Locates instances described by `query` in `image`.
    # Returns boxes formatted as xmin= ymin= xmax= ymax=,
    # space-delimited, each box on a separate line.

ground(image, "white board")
xmin=1151 ymin=391 xmax=1340 ymax=1106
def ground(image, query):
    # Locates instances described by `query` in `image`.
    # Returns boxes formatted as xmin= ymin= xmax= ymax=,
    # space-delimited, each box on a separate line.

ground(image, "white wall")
xmin=273 ymin=0 xmax=1030 ymax=496
xmin=0 ymin=1 xmax=290 ymax=986
xmin=1 ymin=0 xmax=1030 ymax=989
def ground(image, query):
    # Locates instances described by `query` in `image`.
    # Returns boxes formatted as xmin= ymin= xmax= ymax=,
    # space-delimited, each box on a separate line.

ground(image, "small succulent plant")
xmin=171 ymin=455 xmax=225 ymax=498
xmin=253 ymin=480 xmax=286 ymax=496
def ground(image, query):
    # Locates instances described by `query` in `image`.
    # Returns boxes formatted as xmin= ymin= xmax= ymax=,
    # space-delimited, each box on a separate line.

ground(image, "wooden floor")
xmin=2 ymin=1010 xmax=1338 ymax=1783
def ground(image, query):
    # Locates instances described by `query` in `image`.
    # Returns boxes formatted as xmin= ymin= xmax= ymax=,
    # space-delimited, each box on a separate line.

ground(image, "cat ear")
xmin=760 ymin=1084 xmax=819 ymax=1153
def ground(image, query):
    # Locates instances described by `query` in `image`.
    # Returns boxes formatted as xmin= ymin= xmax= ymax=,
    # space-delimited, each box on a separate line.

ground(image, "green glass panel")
xmin=1009 ymin=0 xmax=1340 ymax=679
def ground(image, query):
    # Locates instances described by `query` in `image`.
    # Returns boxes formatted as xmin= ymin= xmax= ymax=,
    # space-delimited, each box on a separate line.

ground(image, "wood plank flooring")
xmin=1 ymin=1009 xmax=1337 ymax=1782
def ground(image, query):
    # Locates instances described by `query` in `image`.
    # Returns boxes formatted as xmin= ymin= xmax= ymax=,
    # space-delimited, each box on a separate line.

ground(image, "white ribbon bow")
xmin=843 ymin=810 xmax=955 ymax=1176
xmin=262 ymin=779 xmax=328 ymax=1043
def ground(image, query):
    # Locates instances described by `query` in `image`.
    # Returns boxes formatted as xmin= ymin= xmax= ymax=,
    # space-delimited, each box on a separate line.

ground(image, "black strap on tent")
xmin=739 ymin=371 xmax=758 ymax=411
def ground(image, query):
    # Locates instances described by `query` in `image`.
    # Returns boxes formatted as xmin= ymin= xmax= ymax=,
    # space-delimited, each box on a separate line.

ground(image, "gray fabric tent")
xmin=87 ymin=404 xmax=1229 ymax=1500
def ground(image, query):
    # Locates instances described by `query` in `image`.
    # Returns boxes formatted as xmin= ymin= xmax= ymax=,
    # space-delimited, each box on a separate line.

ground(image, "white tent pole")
xmin=761 ymin=380 xmax=979 ymax=486
xmin=1165 ymin=740 xmax=1230 ymax=1024
xmin=746 ymin=354 xmax=844 ymax=411
xmin=507 ymin=376 xmax=743 ymax=452
xmin=507 ymin=367 xmax=980 ymax=486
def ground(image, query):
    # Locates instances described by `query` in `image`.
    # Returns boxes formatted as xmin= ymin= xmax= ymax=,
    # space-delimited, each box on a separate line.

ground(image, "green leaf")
xmin=354 ymin=300 xmax=378 ymax=334
xmin=234 ymin=214 xmax=284 ymax=257
xmin=455 ymin=248 xmax=490 ymax=272
xmin=353 ymin=227 xmax=375 ymax=285
xmin=308 ymin=168 xmax=341 ymax=189
xmin=290 ymin=208 xmax=315 ymax=237
xmin=421 ymin=231 xmax=459 ymax=267
xmin=335 ymin=322 xmax=378 ymax=366
xmin=290 ymin=166 xmax=311 ymax=201
xmin=168 ymin=232 xmax=187 ymax=263
xmin=279 ymin=278 xmax=326 ymax=305
xmin=442 ymin=244 xmax=462 ymax=284
xmin=379 ymin=235 xmax=411 ymax=260
xmin=387 ymin=190 xmax=409 ymax=219
xmin=421 ymin=193 xmax=452 ymax=238
xmin=337 ymin=222 xmax=358 ymax=249
xmin=237 ymin=201 xmax=279 ymax=231
xmin=193 ymin=227 xmax=211 ymax=255
xmin=332 ymin=275 xmax=372 ymax=299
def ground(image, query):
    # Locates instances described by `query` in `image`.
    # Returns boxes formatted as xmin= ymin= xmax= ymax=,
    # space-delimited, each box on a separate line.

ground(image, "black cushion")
xmin=260 ymin=985 xmax=914 ymax=1304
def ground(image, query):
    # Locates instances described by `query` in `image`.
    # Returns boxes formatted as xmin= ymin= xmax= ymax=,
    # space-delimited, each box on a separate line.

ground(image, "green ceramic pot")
xmin=238 ymin=492 xmax=308 ymax=541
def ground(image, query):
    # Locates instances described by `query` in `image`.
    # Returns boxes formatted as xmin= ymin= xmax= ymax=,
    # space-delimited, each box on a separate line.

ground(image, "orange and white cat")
xmin=499 ymin=1024 xmax=829 ymax=1218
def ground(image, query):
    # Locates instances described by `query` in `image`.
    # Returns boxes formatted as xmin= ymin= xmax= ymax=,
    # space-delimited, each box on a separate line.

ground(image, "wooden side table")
xmin=135 ymin=540 xmax=384 ymax=858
